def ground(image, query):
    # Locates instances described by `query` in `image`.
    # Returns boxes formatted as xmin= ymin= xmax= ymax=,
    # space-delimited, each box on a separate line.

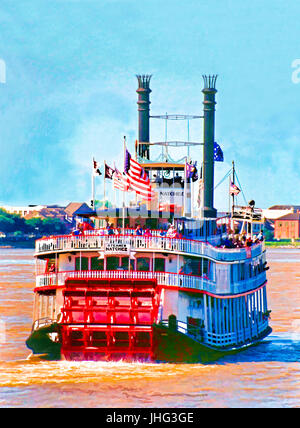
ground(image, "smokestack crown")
xmin=202 ymin=75 xmax=218 ymax=90
xmin=136 ymin=74 xmax=152 ymax=90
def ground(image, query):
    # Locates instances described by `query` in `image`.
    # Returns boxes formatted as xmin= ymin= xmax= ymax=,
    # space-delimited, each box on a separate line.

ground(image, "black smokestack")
xmin=201 ymin=75 xmax=218 ymax=219
xmin=136 ymin=74 xmax=152 ymax=160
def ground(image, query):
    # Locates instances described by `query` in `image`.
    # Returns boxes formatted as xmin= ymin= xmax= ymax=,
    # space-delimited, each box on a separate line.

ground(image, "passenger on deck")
xmin=246 ymin=235 xmax=253 ymax=247
xmin=257 ymin=231 xmax=264 ymax=241
xmin=81 ymin=221 xmax=94 ymax=231
xmin=71 ymin=227 xmax=81 ymax=236
xmin=107 ymin=224 xmax=115 ymax=235
xmin=144 ymin=228 xmax=152 ymax=237
xmin=154 ymin=174 xmax=163 ymax=185
xmin=135 ymin=225 xmax=143 ymax=236
xmin=49 ymin=263 xmax=55 ymax=273
xmin=166 ymin=225 xmax=178 ymax=238
xmin=221 ymin=237 xmax=234 ymax=248
xmin=174 ymin=173 xmax=183 ymax=185
xmin=233 ymin=235 xmax=243 ymax=248
xmin=159 ymin=228 xmax=167 ymax=237
xmin=241 ymin=234 xmax=247 ymax=246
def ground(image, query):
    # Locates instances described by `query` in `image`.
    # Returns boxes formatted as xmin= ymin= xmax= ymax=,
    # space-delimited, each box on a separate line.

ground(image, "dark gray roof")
xmin=65 ymin=202 xmax=95 ymax=217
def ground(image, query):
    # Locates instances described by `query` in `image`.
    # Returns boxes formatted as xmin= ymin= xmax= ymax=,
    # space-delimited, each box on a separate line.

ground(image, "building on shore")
xmin=1 ymin=205 xmax=47 ymax=217
xmin=274 ymin=212 xmax=300 ymax=240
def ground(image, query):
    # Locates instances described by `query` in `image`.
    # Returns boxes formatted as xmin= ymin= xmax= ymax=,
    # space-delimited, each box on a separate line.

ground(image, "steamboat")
xmin=26 ymin=75 xmax=272 ymax=363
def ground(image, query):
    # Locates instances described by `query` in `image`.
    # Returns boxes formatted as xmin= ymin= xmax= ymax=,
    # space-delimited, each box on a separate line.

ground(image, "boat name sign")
xmin=105 ymin=241 xmax=130 ymax=255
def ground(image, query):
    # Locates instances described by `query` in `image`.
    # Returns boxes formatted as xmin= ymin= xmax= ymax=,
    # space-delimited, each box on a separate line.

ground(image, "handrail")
xmin=36 ymin=269 xmax=266 ymax=296
xmin=35 ymin=233 xmax=263 ymax=262
xmin=32 ymin=317 xmax=56 ymax=332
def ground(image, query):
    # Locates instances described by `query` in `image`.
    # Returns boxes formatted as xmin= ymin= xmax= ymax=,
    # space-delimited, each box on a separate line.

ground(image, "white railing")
xmin=159 ymin=318 xmax=269 ymax=348
xmin=36 ymin=269 xmax=267 ymax=296
xmin=204 ymin=319 xmax=269 ymax=348
xmin=35 ymin=234 xmax=264 ymax=262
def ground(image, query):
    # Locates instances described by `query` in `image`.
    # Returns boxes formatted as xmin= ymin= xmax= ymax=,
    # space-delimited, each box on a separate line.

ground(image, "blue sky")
xmin=0 ymin=0 xmax=300 ymax=210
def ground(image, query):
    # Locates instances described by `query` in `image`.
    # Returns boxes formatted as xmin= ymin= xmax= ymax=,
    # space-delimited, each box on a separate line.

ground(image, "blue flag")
xmin=214 ymin=142 xmax=224 ymax=162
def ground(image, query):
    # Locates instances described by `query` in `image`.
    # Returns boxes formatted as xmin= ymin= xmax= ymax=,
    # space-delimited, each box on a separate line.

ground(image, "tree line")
xmin=0 ymin=208 xmax=67 ymax=237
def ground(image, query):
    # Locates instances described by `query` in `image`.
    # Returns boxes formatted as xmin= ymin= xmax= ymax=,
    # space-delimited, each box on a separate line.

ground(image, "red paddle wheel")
xmin=60 ymin=277 xmax=159 ymax=361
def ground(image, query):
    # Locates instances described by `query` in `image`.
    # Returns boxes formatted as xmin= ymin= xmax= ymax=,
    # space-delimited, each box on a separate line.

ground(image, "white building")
xmin=0 ymin=205 xmax=46 ymax=217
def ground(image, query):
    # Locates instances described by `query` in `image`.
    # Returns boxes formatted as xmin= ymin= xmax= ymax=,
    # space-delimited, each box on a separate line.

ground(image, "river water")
xmin=0 ymin=248 xmax=299 ymax=408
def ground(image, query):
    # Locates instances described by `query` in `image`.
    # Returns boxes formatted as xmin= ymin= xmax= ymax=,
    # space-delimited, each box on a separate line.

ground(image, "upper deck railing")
xmin=35 ymin=231 xmax=264 ymax=262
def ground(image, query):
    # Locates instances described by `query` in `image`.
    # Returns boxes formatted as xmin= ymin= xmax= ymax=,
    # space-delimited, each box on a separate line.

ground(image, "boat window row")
xmin=230 ymin=256 xmax=266 ymax=282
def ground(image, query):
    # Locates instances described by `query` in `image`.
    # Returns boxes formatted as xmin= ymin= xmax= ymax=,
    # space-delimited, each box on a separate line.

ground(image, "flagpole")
xmin=103 ymin=160 xmax=106 ymax=208
xmin=228 ymin=174 xmax=231 ymax=217
xmin=191 ymin=179 xmax=194 ymax=218
xmin=232 ymin=160 xmax=235 ymax=216
xmin=113 ymin=162 xmax=117 ymax=208
xmin=92 ymin=157 xmax=95 ymax=209
xmin=123 ymin=136 xmax=126 ymax=231
xmin=183 ymin=157 xmax=188 ymax=217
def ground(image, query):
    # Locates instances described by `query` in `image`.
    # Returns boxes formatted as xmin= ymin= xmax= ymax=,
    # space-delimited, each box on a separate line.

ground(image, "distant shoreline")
xmin=0 ymin=239 xmax=35 ymax=249
xmin=265 ymin=244 xmax=300 ymax=249
xmin=265 ymin=241 xmax=300 ymax=248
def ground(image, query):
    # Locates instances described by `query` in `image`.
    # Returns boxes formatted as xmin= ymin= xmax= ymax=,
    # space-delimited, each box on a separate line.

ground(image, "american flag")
xmin=113 ymin=166 xmax=130 ymax=192
xmin=124 ymin=149 xmax=155 ymax=200
xmin=230 ymin=181 xmax=241 ymax=196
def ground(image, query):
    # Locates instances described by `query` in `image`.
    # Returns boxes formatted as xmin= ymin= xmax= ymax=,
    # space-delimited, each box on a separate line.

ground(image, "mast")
xmin=230 ymin=160 xmax=235 ymax=231
xmin=232 ymin=160 xmax=235 ymax=215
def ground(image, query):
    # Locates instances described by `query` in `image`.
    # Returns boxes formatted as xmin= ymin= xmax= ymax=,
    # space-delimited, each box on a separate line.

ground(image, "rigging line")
xmin=234 ymin=171 xmax=248 ymax=205
xmin=214 ymin=168 xmax=233 ymax=190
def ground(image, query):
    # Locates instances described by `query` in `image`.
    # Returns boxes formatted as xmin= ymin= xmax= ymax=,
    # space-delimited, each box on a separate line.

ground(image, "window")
xmin=117 ymin=218 xmax=129 ymax=228
xmin=106 ymin=257 xmax=119 ymax=270
xmin=75 ymin=257 xmax=89 ymax=271
xmin=121 ymin=257 xmax=135 ymax=270
xmin=46 ymin=259 xmax=56 ymax=273
xmin=137 ymin=257 xmax=150 ymax=272
xmin=181 ymin=256 xmax=211 ymax=276
xmin=91 ymin=257 xmax=104 ymax=271
xmin=240 ymin=263 xmax=245 ymax=281
xmin=154 ymin=258 xmax=165 ymax=272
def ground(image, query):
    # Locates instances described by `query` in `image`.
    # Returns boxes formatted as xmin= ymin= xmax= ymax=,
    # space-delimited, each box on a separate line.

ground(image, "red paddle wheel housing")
xmin=60 ymin=278 xmax=159 ymax=361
